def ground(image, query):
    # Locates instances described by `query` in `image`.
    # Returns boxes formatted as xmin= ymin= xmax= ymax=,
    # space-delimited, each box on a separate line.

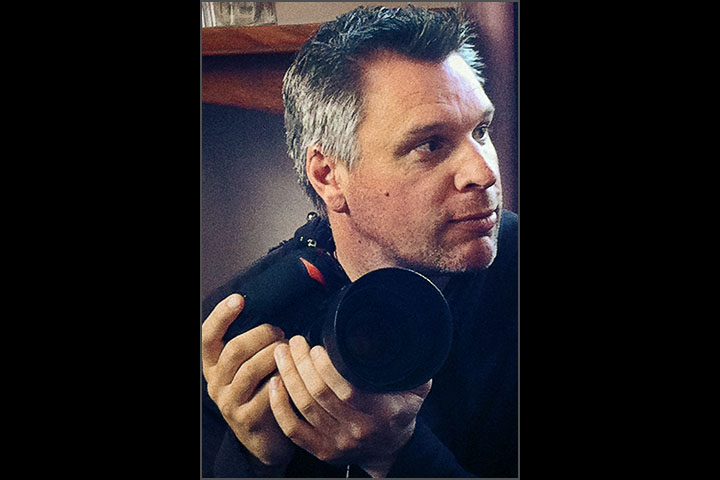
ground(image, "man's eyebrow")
xmin=402 ymin=108 xmax=496 ymax=138
xmin=403 ymin=122 xmax=448 ymax=138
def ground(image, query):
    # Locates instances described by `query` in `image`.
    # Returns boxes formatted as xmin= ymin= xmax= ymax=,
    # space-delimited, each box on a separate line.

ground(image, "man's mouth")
xmin=448 ymin=209 xmax=498 ymax=233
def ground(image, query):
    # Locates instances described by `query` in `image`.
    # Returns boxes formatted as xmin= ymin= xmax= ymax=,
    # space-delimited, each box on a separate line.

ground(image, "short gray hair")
xmin=282 ymin=4 xmax=484 ymax=216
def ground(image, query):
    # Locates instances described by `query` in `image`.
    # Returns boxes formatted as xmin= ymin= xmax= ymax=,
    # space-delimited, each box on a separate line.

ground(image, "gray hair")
xmin=282 ymin=4 xmax=484 ymax=216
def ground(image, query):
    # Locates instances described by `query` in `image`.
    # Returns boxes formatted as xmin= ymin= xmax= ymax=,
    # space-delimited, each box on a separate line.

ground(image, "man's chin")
xmin=447 ymin=236 xmax=498 ymax=271
xmin=404 ymin=237 xmax=498 ymax=276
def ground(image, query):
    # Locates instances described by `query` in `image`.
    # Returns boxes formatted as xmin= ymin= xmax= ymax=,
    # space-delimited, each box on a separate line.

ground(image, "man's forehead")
xmin=360 ymin=51 xmax=493 ymax=128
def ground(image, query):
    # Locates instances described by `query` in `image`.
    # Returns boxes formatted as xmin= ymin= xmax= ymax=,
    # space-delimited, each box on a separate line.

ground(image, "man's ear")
xmin=306 ymin=145 xmax=349 ymax=214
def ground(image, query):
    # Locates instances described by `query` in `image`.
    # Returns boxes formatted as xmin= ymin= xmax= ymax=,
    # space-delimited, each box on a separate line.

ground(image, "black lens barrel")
xmin=321 ymin=268 xmax=454 ymax=393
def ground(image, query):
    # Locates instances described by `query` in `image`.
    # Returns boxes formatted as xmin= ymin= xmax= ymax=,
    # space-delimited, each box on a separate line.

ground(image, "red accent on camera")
xmin=299 ymin=257 xmax=327 ymax=287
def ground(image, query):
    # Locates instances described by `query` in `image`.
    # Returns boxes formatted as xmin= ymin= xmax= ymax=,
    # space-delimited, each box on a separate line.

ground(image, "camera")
xmin=223 ymin=248 xmax=454 ymax=393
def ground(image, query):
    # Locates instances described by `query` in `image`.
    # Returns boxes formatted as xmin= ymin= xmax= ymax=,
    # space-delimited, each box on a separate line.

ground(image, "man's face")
xmin=341 ymin=52 xmax=503 ymax=275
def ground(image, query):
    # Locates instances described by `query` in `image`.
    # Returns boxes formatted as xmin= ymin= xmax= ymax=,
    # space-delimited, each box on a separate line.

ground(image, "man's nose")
xmin=453 ymin=141 xmax=499 ymax=192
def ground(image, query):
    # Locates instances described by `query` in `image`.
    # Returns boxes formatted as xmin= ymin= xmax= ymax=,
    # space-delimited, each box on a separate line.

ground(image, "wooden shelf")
xmin=202 ymin=24 xmax=321 ymax=112
xmin=202 ymin=23 xmax=320 ymax=55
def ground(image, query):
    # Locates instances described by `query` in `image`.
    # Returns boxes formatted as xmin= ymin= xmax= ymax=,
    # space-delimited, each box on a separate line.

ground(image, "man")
xmin=202 ymin=5 xmax=518 ymax=478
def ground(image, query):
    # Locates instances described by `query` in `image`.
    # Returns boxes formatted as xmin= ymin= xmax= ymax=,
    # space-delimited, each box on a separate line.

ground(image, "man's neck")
xmin=329 ymin=214 xmax=454 ymax=291
xmin=333 ymin=240 xmax=386 ymax=282
xmin=329 ymin=214 xmax=395 ymax=282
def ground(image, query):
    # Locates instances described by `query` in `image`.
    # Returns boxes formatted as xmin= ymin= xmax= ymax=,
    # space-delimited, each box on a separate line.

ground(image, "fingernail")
xmin=288 ymin=335 xmax=305 ymax=348
xmin=227 ymin=294 xmax=242 ymax=309
xmin=310 ymin=346 xmax=323 ymax=360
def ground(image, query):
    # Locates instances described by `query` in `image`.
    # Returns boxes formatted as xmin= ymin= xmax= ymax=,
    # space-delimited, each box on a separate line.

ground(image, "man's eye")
xmin=473 ymin=125 xmax=491 ymax=143
xmin=416 ymin=138 xmax=443 ymax=153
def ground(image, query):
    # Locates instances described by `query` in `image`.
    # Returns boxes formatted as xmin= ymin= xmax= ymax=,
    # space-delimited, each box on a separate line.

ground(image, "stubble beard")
xmin=397 ymin=230 xmax=499 ymax=276
xmin=348 ymin=214 xmax=500 ymax=278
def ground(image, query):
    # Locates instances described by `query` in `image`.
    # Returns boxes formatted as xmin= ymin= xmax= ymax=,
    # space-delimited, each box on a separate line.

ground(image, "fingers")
xmin=307 ymin=343 xmax=359 ymax=406
xmin=270 ymin=374 xmax=332 ymax=455
xmin=228 ymin=339 xmax=285 ymax=404
xmin=270 ymin=336 xmax=352 ymax=462
xmin=274 ymin=338 xmax=340 ymax=428
xmin=293 ymin=337 xmax=356 ymax=421
xmin=202 ymin=294 xmax=245 ymax=369
xmin=202 ymin=293 xmax=285 ymax=404
xmin=215 ymin=324 xmax=285 ymax=384
xmin=269 ymin=336 xmax=429 ymax=467
xmin=237 ymin=376 xmax=278 ymax=431
xmin=206 ymin=323 xmax=285 ymax=418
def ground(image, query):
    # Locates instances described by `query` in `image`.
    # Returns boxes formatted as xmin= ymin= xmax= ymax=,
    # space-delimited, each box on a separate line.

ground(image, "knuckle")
xmin=217 ymin=393 xmax=235 ymax=417
xmin=283 ymin=419 xmax=301 ymax=439
xmin=295 ymin=396 xmax=315 ymax=416
xmin=308 ymin=381 xmax=330 ymax=401
xmin=207 ymin=383 xmax=220 ymax=403
xmin=229 ymin=407 xmax=252 ymax=428
xmin=349 ymin=419 xmax=371 ymax=440
xmin=294 ymin=348 xmax=312 ymax=368
xmin=222 ymin=337 xmax=251 ymax=363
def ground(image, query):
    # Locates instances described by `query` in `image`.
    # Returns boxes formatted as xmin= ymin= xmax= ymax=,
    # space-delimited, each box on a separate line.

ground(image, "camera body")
xmin=224 ymin=248 xmax=454 ymax=392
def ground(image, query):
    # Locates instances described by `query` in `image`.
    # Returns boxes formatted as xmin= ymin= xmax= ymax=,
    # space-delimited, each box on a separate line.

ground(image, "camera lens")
xmin=337 ymin=289 xmax=415 ymax=378
xmin=322 ymin=268 xmax=453 ymax=392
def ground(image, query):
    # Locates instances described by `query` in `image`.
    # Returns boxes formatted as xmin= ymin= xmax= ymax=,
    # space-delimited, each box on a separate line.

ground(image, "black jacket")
xmin=202 ymin=211 xmax=518 ymax=477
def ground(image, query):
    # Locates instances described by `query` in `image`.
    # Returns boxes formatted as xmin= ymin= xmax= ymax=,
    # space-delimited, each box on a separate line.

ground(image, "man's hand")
xmin=202 ymin=294 xmax=295 ymax=472
xmin=269 ymin=335 xmax=432 ymax=478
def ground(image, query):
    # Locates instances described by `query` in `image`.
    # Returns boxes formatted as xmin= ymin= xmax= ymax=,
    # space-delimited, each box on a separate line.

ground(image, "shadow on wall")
xmin=201 ymin=104 xmax=315 ymax=298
